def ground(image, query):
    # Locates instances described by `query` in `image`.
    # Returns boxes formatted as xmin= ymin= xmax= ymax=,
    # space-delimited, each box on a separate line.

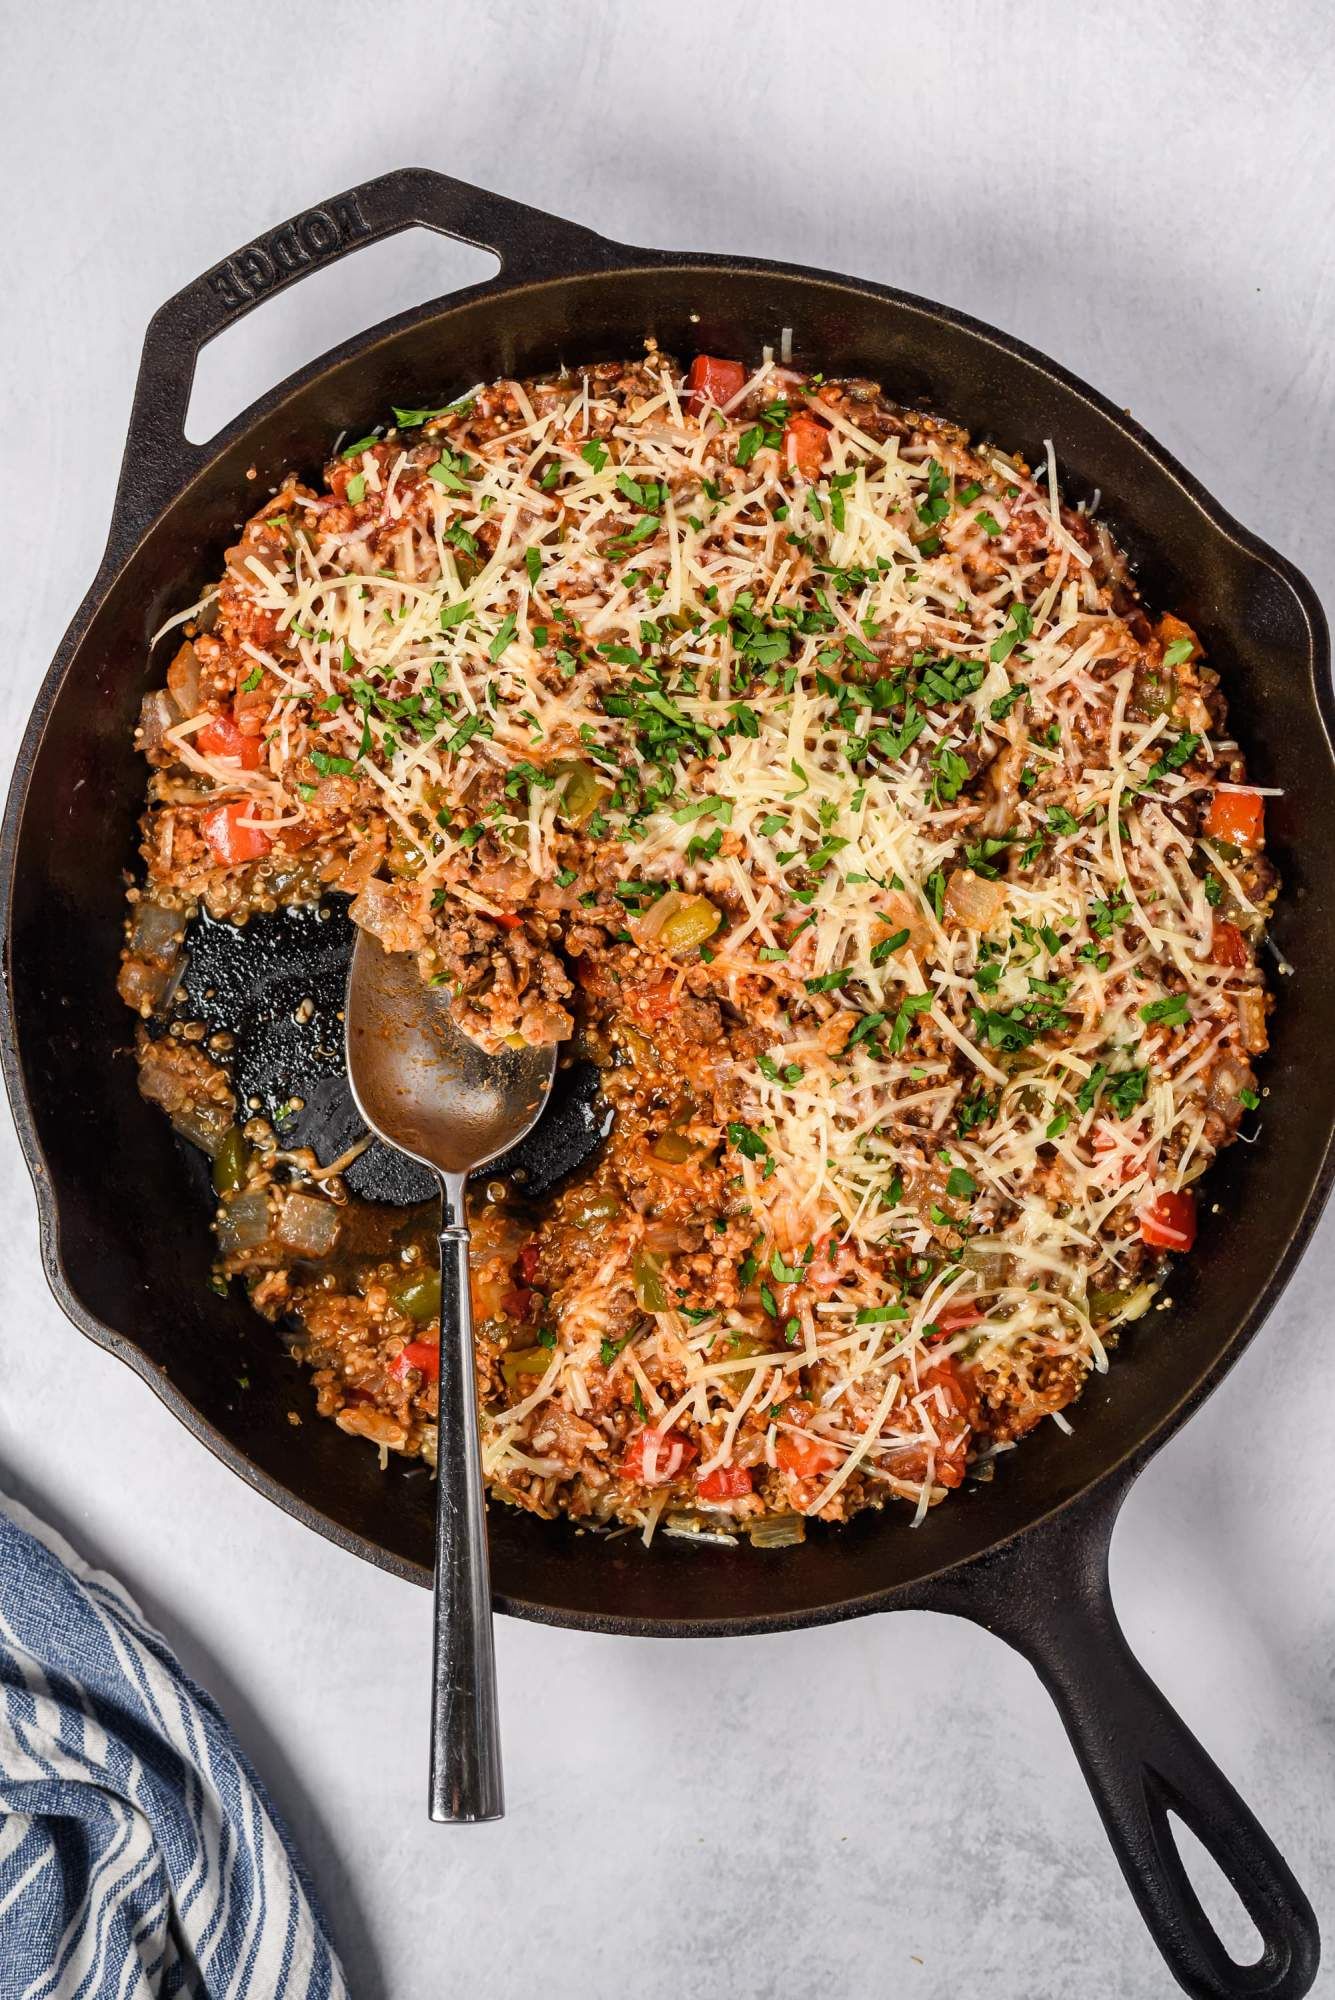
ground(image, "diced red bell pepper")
xmin=493 ymin=911 xmax=524 ymax=931
xmin=696 ymin=1463 xmax=754 ymax=1501
xmin=886 ymin=1359 xmax=977 ymax=1488
xmin=782 ymin=412 xmax=828 ymax=480
xmin=685 ymin=355 xmax=747 ymax=415
xmin=931 ymin=1303 xmax=984 ymax=1337
xmin=635 ymin=974 xmax=681 ymax=1023
xmin=1210 ymin=919 xmax=1249 ymax=968
xmin=516 ymin=1242 xmax=542 ymax=1285
xmin=620 ymin=1426 xmax=698 ymax=1486
xmin=196 ymin=710 xmax=263 ymax=770
xmin=389 ymin=1339 xmax=440 ymax=1382
xmin=200 ymin=800 xmax=272 ymax=865
xmin=1204 ymin=788 xmax=1264 ymax=847
xmin=1140 ymin=1190 xmax=1197 ymax=1251
xmin=774 ymin=1431 xmax=841 ymax=1479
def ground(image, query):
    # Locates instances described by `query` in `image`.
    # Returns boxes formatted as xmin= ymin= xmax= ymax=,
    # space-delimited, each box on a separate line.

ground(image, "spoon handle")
xmin=428 ymin=1174 xmax=504 ymax=1823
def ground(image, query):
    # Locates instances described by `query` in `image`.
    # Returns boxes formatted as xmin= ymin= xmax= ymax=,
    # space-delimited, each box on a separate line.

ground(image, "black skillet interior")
xmin=6 ymin=170 xmax=1332 ymax=2000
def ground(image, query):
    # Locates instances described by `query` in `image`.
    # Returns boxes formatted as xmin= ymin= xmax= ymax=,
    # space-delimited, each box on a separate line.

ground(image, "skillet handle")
xmin=907 ymin=1479 xmax=1319 ymax=2000
xmin=108 ymin=166 xmax=621 ymax=559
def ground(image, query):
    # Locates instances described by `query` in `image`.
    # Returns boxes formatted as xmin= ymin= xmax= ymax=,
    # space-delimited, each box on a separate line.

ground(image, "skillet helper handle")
xmin=428 ymin=1175 xmax=503 ymax=1824
xmin=909 ymin=1480 xmax=1319 ymax=2000
xmin=109 ymin=166 xmax=621 ymax=558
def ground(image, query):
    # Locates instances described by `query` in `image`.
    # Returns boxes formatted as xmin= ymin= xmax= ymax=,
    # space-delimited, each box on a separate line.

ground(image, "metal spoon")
xmin=344 ymin=929 xmax=557 ymax=1822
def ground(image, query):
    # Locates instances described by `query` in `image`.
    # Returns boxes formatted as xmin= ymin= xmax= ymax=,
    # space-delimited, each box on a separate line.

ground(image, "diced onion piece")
xmin=348 ymin=878 xmax=421 ymax=953
xmin=749 ymin=1513 xmax=807 ymax=1548
xmin=130 ymin=899 xmax=187 ymax=957
xmin=137 ymin=689 xmax=182 ymax=757
xmin=216 ymin=1189 xmax=271 ymax=1254
xmin=169 ymin=1102 xmax=230 ymax=1156
xmin=274 ymin=1192 xmax=342 ymax=1259
xmin=876 ymin=891 xmax=934 ymax=962
xmin=945 ymin=868 xmax=1007 ymax=932
xmin=166 ymin=641 xmax=201 ymax=715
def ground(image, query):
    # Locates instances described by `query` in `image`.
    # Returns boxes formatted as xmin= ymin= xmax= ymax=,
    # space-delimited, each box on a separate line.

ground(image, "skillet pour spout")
xmin=2 ymin=168 xmax=1330 ymax=1998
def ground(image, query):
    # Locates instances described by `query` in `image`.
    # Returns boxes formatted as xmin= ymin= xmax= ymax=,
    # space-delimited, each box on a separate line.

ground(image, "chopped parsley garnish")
xmin=917 ymin=458 xmax=951 ymax=527
xmin=488 ymin=613 xmax=518 ymax=662
xmin=887 ymin=991 xmax=933 ymax=1054
xmin=1145 ymin=732 xmax=1201 ymax=784
xmin=990 ymin=602 xmax=1033 ymax=664
xmin=870 ymin=928 xmax=911 ymax=966
xmin=1075 ymin=1064 xmax=1108 ymax=1114
xmin=726 ymin=1122 xmax=770 ymax=1161
xmin=963 ymin=834 xmax=1013 ymax=879
xmin=990 ymin=681 xmax=1029 ymax=720
xmin=391 ymin=399 xmax=470 ymax=428
xmin=1140 ymin=994 xmax=1191 ymax=1027
xmin=848 ymin=1011 xmax=886 ymax=1050
xmin=971 ymin=998 xmax=1073 ymax=1052
xmin=932 ymin=744 xmax=971 ymax=803
xmin=1089 ymin=892 xmax=1132 ymax=936
xmin=1108 ymin=1067 xmax=1149 ymax=1118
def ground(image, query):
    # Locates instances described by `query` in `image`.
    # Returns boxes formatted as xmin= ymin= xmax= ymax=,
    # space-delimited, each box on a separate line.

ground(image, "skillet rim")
xmin=3 ymin=241 xmax=1333 ymax=1634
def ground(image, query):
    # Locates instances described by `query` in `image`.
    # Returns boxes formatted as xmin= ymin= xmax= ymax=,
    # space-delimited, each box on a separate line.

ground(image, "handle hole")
xmin=184 ymin=229 xmax=500 ymax=445
xmin=1167 ymin=1810 xmax=1265 ymax=1968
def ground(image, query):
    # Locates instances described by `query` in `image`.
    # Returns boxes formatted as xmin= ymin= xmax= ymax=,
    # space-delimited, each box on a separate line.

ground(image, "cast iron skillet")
xmin=3 ymin=169 xmax=1332 ymax=2000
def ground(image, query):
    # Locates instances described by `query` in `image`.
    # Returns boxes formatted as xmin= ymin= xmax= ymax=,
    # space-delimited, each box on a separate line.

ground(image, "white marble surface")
xmin=3 ymin=4 xmax=1334 ymax=1994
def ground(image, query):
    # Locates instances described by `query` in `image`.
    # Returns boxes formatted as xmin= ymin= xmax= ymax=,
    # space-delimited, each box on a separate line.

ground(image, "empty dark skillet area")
xmin=3 ymin=171 xmax=1331 ymax=2000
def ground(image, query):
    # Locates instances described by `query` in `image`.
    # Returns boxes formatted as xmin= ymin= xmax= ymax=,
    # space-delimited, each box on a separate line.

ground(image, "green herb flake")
xmin=1140 ymin=994 xmax=1191 ymax=1028
xmin=726 ymin=1121 xmax=771 ymax=1161
xmin=488 ymin=613 xmax=518 ymax=663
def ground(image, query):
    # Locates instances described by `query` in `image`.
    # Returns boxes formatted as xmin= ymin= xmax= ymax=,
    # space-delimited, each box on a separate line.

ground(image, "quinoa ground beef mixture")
xmin=121 ymin=350 xmax=1275 ymax=1545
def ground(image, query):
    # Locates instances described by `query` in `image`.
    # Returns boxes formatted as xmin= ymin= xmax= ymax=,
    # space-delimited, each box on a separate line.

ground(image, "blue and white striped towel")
xmin=0 ymin=1493 xmax=348 ymax=1998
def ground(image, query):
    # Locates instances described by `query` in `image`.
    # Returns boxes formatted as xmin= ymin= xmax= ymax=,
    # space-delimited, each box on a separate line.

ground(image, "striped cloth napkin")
xmin=0 ymin=1492 xmax=348 ymax=1998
